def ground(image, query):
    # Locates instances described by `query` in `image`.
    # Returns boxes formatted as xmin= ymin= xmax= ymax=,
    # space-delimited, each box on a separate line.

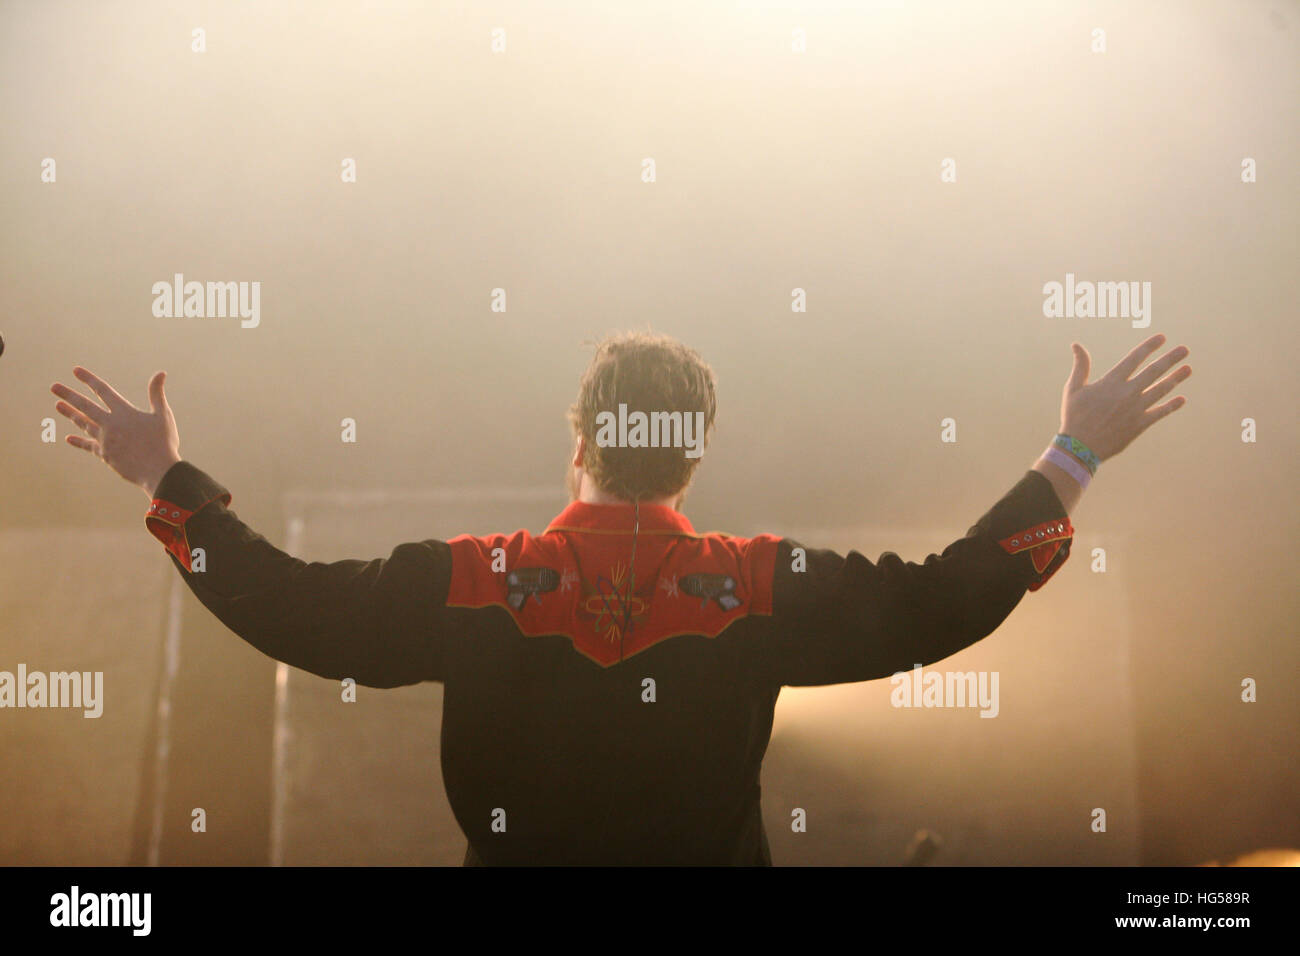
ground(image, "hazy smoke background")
xmin=1 ymin=0 xmax=1296 ymax=865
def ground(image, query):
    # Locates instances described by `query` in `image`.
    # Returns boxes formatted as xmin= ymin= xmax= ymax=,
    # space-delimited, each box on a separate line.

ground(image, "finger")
xmin=1105 ymin=334 xmax=1166 ymax=383
xmin=66 ymin=434 xmax=102 ymax=456
xmin=1066 ymin=343 xmax=1091 ymax=392
xmin=54 ymin=400 xmax=103 ymax=438
xmin=73 ymin=366 xmax=132 ymax=411
xmin=50 ymin=382 xmax=110 ymax=425
xmin=1139 ymin=395 xmax=1187 ymax=431
xmin=1130 ymin=345 xmax=1190 ymax=392
xmin=147 ymin=371 xmax=170 ymax=414
xmin=1138 ymin=364 xmax=1192 ymax=408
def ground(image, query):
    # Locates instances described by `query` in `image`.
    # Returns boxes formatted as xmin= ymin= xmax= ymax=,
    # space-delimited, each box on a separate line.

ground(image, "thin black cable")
xmin=620 ymin=497 xmax=640 ymax=664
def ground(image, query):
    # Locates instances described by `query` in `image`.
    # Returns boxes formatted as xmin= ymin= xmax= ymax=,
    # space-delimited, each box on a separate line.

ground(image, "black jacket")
xmin=145 ymin=462 xmax=1072 ymax=865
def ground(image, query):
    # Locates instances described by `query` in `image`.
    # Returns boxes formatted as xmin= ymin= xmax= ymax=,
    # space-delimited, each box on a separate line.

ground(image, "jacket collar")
xmin=546 ymin=500 xmax=697 ymax=536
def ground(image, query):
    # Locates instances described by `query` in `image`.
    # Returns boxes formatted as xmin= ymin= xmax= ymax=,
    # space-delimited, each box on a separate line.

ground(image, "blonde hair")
xmin=567 ymin=331 xmax=717 ymax=501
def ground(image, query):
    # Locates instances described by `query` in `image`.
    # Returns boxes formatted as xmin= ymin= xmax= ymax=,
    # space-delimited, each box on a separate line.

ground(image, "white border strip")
xmin=269 ymin=516 xmax=305 ymax=867
xmin=146 ymin=573 xmax=184 ymax=866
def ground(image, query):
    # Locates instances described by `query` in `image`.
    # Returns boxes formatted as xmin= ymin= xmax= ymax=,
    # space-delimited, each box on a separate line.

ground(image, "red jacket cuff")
xmin=143 ymin=461 xmax=232 ymax=572
xmin=998 ymin=517 xmax=1074 ymax=591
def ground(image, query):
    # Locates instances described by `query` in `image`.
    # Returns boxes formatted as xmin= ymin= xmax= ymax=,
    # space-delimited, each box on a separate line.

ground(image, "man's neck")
xmin=576 ymin=476 xmax=682 ymax=511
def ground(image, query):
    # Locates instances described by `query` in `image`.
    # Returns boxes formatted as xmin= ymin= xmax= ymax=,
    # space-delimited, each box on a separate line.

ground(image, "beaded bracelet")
xmin=1053 ymin=433 xmax=1100 ymax=475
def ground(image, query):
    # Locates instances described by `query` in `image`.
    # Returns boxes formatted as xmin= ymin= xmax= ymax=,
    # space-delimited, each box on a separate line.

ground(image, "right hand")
xmin=51 ymin=367 xmax=183 ymax=496
xmin=1057 ymin=335 xmax=1191 ymax=462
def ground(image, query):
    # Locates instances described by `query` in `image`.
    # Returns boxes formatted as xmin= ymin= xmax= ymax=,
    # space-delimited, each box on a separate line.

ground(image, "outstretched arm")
xmin=765 ymin=335 xmax=1191 ymax=687
xmin=50 ymin=368 xmax=451 ymax=687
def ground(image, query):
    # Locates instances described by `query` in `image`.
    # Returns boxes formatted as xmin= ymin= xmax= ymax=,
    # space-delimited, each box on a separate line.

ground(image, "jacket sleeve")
xmin=766 ymin=469 xmax=1073 ymax=687
xmin=144 ymin=460 xmax=453 ymax=687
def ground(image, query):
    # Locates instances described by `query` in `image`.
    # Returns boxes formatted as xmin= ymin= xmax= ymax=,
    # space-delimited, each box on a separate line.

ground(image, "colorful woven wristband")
xmin=1053 ymin=433 xmax=1100 ymax=475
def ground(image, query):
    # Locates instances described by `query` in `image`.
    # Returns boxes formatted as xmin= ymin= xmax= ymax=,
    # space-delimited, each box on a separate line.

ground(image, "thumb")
xmin=148 ymin=371 xmax=170 ymax=413
xmin=1066 ymin=343 xmax=1090 ymax=392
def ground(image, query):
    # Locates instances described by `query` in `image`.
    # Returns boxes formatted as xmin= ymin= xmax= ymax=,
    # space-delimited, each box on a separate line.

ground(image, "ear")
xmin=571 ymin=433 xmax=586 ymax=468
